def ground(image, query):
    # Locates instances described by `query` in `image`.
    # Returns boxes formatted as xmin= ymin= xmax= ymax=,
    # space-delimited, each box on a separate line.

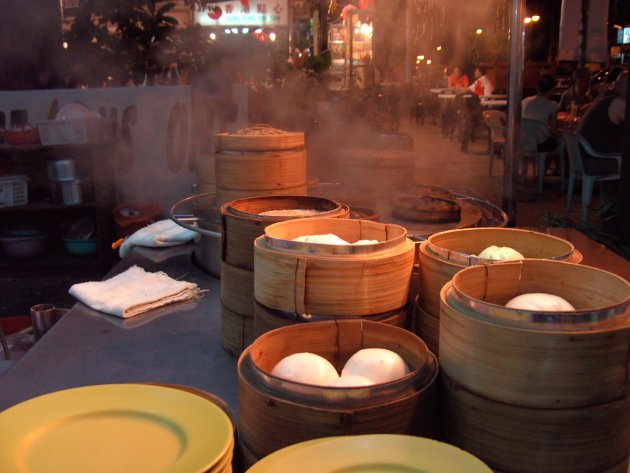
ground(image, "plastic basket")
xmin=0 ymin=175 xmax=28 ymax=207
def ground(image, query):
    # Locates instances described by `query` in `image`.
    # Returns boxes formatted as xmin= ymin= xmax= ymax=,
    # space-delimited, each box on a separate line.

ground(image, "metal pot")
xmin=170 ymin=193 xmax=221 ymax=278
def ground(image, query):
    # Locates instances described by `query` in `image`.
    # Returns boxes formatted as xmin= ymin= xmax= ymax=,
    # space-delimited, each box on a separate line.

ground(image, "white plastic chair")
xmin=520 ymin=119 xmax=551 ymax=194
xmin=563 ymin=132 xmax=621 ymax=225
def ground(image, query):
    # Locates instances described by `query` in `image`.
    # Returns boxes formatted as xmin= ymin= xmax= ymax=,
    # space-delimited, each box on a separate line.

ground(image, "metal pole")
xmin=502 ymin=0 xmax=526 ymax=225
xmin=578 ymin=0 xmax=589 ymax=69
xmin=404 ymin=0 xmax=411 ymax=84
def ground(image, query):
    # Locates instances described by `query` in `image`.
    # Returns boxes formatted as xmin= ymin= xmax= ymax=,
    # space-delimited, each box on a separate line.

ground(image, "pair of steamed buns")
xmin=271 ymin=348 xmax=409 ymax=387
xmin=293 ymin=234 xmax=379 ymax=245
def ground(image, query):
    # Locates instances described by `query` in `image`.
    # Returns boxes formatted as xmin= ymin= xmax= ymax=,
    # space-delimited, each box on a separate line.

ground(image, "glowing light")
xmin=436 ymin=45 xmax=442 ymax=51
xmin=225 ymin=28 xmax=231 ymax=34
xmin=354 ymin=27 xmax=360 ymax=34
xmin=231 ymin=27 xmax=238 ymax=34
xmin=426 ymin=59 xmax=432 ymax=65
xmin=359 ymin=23 xmax=372 ymax=35
xmin=255 ymin=28 xmax=263 ymax=34
xmin=416 ymin=59 xmax=420 ymax=64
xmin=269 ymin=32 xmax=276 ymax=42
xmin=242 ymin=27 xmax=249 ymax=34
xmin=475 ymin=28 xmax=483 ymax=35
xmin=209 ymin=32 xmax=216 ymax=40
xmin=62 ymin=41 xmax=68 ymax=49
xmin=524 ymin=17 xmax=532 ymax=24
xmin=417 ymin=55 xmax=424 ymax=60
xmin=532 ymin=15 xmax=540 ymax=22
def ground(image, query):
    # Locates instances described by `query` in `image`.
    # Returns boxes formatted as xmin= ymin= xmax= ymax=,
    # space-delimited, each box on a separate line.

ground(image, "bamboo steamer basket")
xmin=439 ymin=259 xmax=630 ymax=409
xmin=216 ymin=125 xmax=304 ymax=152
xmin=254 ymin=218 xmax=415 ymax=316
xmin=214 ymin=125 xmax=307 ymax=208
xmin=220 ymin=262 xmax=254 ymax=316
xmin=253 ymin=300 xmax=409 ymax=336
xmin=440 ymin=374 xmax=630 ymax=473
xmin=220 ymin=196 xmax=349 ymax=270
xmin=339 ymin=149 xmax=415 ymax=195
xmin=237 ymin=320 xmax=439 ymax=469
xmin=220 ymin=302 xmax=254 ymax=357
xmin=412 ymin=295 xmax=439 ymax=356
xmin=195 ymin=154 xmax=216 ymax=194
xmin=418 ymin=227 xmax=583 ymax=318
xmin=214 ymin=150 xmax=307 ymax=190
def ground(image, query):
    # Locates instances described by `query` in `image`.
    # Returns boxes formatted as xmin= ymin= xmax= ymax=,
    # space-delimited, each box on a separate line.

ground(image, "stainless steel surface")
xmin=0 ymin=245 xmax=237 ymax=413
xmin=46 ymin=159 xmax=76 ymax=181
xmin=170 ymin=193 xmax=221 ymax=278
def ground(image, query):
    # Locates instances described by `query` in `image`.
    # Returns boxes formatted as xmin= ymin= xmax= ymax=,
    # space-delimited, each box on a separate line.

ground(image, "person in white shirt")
xmin=521 ymin=73 xmax=559 ymax=152
xmin=469 ymin=66 xmax=495 ymax=97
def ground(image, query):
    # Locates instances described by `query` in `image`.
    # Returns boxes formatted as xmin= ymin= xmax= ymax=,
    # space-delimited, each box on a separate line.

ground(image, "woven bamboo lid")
xmin=216 ymin=124 xmax=304 ymax=151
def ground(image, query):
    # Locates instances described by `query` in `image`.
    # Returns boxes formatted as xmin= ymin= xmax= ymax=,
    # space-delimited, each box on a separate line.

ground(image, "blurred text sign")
xmin=195 ymin=0 xmax=288 ymax=26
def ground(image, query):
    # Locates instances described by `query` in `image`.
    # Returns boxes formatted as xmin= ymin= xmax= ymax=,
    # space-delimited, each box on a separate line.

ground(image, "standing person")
xmin=521 ymin=73 xmax=559 ymax=152
xmin=447 ymin=66 xmax=469 ymax=90
xmin=469 ymin=66 xmax=495 ymax=96
xmin=558 ymin=67 xmax=596 ymax=114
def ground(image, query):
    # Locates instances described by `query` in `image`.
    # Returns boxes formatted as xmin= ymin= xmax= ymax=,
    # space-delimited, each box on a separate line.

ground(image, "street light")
xmin=476 ymin=28 xmax=483 ymax=35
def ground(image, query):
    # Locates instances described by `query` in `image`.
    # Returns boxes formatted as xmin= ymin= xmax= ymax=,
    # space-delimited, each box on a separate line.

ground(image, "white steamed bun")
xmin=271 ymin=352 xmax=339 ymax=386
xmin=477 ymin=245 xmax=524 ymax=261
xmin=341 ymin=348 xmax=409 ymax=384
xmin=506 ymin=293 xmax=575 ymax=311
xmin=328 ymin=374 xmax=375 ymax=387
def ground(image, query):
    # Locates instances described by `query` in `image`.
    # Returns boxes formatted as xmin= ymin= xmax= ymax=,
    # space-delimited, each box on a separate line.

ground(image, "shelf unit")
xmin=0 ymin=142 xmax=116 ymax=274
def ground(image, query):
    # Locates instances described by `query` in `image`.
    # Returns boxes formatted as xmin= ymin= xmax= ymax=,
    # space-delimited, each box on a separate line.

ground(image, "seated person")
xmin=558 ymin=68 xmax=596 ymax=113
xmin=447 ymin=66 xmax=469 ymax=90
xmin=521 ymin=73 xmax=558 ymax=152
xmin=575 ymin=71 xmax=626 ymax=175
xmin=469 ymin=66 xmax=495 ymax=96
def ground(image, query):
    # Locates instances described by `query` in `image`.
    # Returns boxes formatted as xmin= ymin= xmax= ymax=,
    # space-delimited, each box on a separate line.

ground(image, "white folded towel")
xmin=119 ymin=219 xmax=196 ymax=258
xmin=69 ymin=265 xmax=199 ymax=318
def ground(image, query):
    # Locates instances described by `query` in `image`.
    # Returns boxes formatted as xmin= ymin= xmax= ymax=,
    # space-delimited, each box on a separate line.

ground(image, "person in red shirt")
xmin=469 ymin=66 xmax=495 ymax=96
xmin=447 ymin=66 xmax=469 ymax=90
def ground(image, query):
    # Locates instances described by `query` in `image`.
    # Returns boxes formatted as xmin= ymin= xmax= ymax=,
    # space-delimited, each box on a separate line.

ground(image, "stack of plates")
xmin=247 ymin=434 xmax=492 ymax=473
xmin=0 ymin=384 xmax=234 ymax=473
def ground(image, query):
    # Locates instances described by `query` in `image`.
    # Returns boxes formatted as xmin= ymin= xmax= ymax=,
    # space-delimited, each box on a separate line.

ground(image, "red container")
xmin=112 ymin=203 xmax=163 ymax=237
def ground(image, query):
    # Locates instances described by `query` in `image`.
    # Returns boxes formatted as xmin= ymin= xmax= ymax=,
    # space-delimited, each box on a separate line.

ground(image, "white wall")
xmin=0 ymin=85 xmax=246 ymax=210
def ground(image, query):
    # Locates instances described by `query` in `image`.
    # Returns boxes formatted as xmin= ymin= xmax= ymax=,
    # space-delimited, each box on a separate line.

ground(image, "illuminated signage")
xmin=195 ymin=0 xmax=288 ymax=26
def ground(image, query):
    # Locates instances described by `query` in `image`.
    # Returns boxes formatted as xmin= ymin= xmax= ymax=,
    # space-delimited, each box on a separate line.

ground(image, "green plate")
xmin=0 ymin=384 xmax=233 ymax=473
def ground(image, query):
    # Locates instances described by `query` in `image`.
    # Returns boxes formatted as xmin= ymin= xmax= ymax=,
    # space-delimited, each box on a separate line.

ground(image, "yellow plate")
xmin=0 ymin=384 xmax=233 ymax=473
xmin=246 ymin=438 xmax=334 ymax=473
xmin=249 ymin=434 xmax=493 ymax=473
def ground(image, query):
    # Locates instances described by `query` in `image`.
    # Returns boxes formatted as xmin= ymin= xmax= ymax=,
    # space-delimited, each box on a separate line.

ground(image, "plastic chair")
xmin=482 ymin=110 xmax=506 ymax=176
xmin=520 ymin=119 xmax=551 ymax=194
xmin=563 ymin=132 xmax=621 ymax=225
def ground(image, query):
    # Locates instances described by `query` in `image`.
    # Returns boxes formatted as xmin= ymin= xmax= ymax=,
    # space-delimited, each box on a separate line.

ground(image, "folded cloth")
xmin=69 ymin=265 xmax=199 ymax=318
xmin=119 ymin=219 xmax=196 ymax=258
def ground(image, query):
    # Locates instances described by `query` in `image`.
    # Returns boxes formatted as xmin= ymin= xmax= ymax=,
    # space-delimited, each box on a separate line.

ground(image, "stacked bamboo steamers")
xmin=413 ymin=227 xmax=630 ymax=473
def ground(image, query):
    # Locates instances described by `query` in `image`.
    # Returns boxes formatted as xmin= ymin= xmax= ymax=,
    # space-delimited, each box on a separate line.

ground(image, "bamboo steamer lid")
xmin=221 ymin=196 xmax=349 ymax=270
xmin=216 ymin=185 xmax=308 ymax=209
xmin=237 ymin=320 xmax=439 ymax=467
xmin=214 ymin=149 xmax=307 ymax=191
xmin=418 ymin=227 xmax=583 ymax=317
xmin=439 ymin=259 xmax=630 ymax=409
xmin=216 ymin=124 xmax=304 ymax=152
xmin=254 ymin=218 xmax=415 ymax=316
xmin=441 ymin=374 xmax=630 ymax=473
xmin=253 ymin=300 xmax=409 ymax=337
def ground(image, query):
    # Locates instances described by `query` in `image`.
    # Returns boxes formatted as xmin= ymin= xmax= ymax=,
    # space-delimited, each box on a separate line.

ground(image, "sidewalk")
xmin=400 ymin=119 xmax=571 ymax=228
